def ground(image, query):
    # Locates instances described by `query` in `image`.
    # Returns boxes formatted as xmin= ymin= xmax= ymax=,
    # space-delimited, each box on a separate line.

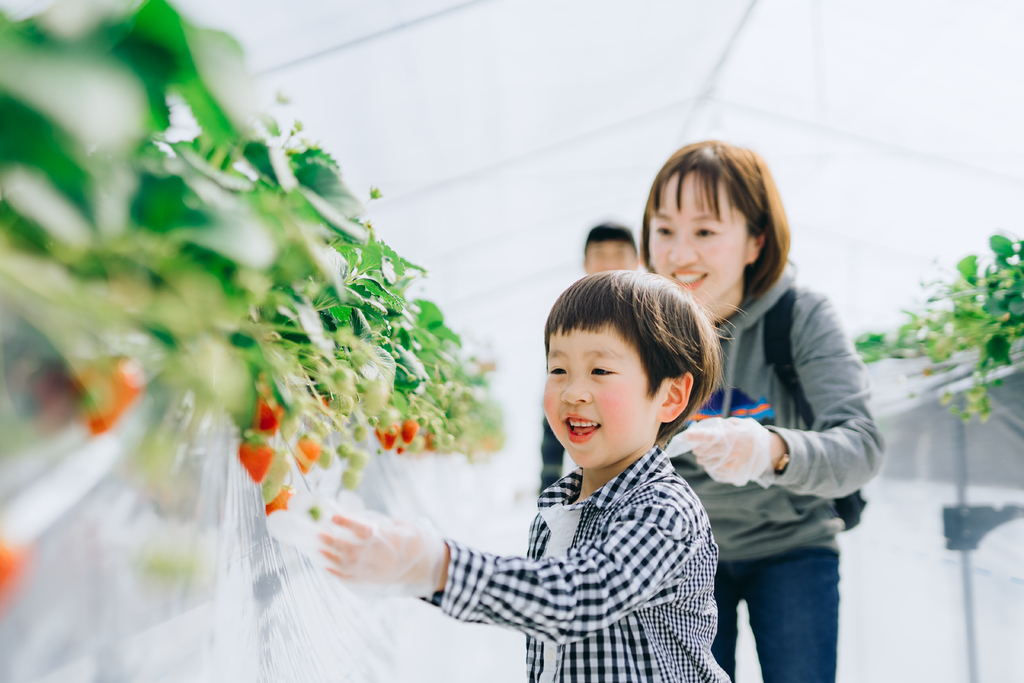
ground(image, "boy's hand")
xmin=669 ymin=417 xmax=778 ymax=487
xmin=319 ymin=513 xmax=449 ymax=597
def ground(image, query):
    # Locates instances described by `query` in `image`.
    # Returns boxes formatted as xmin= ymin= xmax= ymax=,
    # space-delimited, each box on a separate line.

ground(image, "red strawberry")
xmin=239 ymin=441 xmax=274 ymax=483
xmin=375 ymin=423 xmax=399 ymax=450
xmin=265 ymin=486 xmax=293 ymax=515
xmin=0 ymin=541 xmax=28 ymax=615
xmin=253 ymin=397 xmax=284 ymax=434
xmin=400 ymin=419 xmax=419 ymax=445
xmin=396 ymin=446 xmax=405 ymax=455
xmin=81 ymin=358 xmax=145 ymax=435
xmin=296 ymin=437 xmax=321 ymax=475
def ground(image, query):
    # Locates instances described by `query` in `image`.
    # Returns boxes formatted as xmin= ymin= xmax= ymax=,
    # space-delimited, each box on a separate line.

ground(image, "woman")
xmin=642 ymin=141 xmax=884 ymax=683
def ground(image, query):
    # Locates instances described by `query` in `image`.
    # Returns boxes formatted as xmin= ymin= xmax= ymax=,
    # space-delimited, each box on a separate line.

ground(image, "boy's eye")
xmin=592 ymin=368 xmax=612 ymax=376
xmin=549 ymin=368 xmax=566 ymax=375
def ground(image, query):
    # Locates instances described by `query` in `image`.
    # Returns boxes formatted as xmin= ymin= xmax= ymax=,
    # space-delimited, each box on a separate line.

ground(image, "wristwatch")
xmin=774 ymin=452 xmax=790 ymax=475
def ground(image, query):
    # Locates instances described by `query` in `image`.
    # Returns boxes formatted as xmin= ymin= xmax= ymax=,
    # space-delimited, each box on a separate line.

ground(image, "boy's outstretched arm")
xmin=320 ymin=499 xmax=707 ymax=644
xmin=438 ymin=502 xmax=703 ymax=645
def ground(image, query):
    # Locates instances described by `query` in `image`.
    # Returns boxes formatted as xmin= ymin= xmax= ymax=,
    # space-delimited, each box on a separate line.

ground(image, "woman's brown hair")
xmin=641 ymin=141 xmax=791 ymax=301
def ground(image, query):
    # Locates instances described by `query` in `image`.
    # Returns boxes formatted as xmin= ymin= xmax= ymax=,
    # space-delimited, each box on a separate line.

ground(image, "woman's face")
xmin=648 ymin=173 xmax=764 ymax=320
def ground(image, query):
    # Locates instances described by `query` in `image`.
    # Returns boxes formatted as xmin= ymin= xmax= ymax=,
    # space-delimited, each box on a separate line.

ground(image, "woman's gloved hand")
xmin=319 ymin=512 xmax=449 ymax=598
xmin=669 ymin=417 xmax=775 ymax=488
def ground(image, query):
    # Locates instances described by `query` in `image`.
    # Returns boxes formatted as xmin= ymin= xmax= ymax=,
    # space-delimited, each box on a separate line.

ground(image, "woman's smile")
xmin=672 ymin=272 xmax=707 ymax=289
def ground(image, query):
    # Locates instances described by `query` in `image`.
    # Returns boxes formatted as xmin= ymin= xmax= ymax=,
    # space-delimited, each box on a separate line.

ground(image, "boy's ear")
xmin=657 ymin=372 xmax=694 ymax=424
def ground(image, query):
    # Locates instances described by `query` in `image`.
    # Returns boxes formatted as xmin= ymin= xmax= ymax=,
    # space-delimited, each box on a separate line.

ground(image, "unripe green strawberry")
xmin=332 ymin=368 xmax=357 ymax=397
xmin=342 ymin=468 xmax=363 ymax=490
xmin=261 ymin=451 xmax=289 ymax=504
xmin=318 ymin=446 xmax=334 ymax=469
xmin=336 ymin=394 xmax=355 ymax=416
xmin=380 ymin=407 xmax=401 ymax=429
xmin=359 ymin=378 xmax=390 ymax=416
xmin=350 ymin=349 xmax=371 ymax=368
xmin=346 ymin=447 xmax=369 ymax=470
xmin=352 ymin=423 xmax=368 ymax=442
xmin=407 ymin=435 xmax=425 ymax=454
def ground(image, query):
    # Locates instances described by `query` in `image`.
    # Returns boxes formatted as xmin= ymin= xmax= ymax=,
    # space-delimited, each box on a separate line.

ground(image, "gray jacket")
xmin=668 ymin=266 xmax=885 ymax=561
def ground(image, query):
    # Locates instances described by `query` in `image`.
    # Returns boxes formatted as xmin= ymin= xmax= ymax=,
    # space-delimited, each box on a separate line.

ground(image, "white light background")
xmin=5 ymin=1 xmax=1023 ymax=681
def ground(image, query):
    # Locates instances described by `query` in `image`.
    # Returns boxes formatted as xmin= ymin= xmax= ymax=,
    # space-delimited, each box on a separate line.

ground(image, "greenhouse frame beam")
xmin=256 ymin=0 xmax=499 ymax=76
xmin=708 ymin=97 xmax=1024 ymax=189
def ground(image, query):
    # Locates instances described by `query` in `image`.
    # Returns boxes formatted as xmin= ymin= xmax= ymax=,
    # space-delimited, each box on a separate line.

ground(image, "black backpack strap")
xmin=763 ymin=287 xmax=815 ymax=429
xmin=762 ymin=286 xmax=866 ymax=531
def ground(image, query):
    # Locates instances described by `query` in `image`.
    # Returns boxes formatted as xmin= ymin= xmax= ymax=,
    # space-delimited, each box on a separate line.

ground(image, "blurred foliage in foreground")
xmin=0 ymin=0 xmax=504 ymax=506
xmin=855 ymin=234 xmax=1024 ymax=422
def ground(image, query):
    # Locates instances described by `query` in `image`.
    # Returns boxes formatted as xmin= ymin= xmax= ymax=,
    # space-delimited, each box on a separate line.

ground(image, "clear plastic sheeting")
xmin=0 ymin=419 xmax=398 ymax=683
xmin=868 ymin=357 xmax=1024 ymax=489
xmin=0 ymin=300 xmax=520 ymax=683
xmin=834 ymin=359 xmax=1024 ymax=683
xmin=836 ymin=479 xmax=1024 ymax=683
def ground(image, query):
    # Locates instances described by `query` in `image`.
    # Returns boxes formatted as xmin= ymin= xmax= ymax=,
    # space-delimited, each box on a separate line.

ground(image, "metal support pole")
xmin=953 ymin=406 xmax=980 ymax=683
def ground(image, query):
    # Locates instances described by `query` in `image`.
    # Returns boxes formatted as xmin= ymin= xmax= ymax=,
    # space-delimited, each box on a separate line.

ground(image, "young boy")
xmin=541 ymin=223 xmax=641 ymax=492
xmin=321 ymin=271 xmax=728 ymax=682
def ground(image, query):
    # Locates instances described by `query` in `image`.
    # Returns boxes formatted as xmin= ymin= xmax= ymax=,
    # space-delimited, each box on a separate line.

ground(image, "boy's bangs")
xmin=545 ymin=284 xmax=637 ymax=352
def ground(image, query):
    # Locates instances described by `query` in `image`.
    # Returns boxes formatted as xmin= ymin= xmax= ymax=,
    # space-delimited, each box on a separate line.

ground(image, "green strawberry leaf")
xmin=990 ymin=234 xmax=1014 ymax=259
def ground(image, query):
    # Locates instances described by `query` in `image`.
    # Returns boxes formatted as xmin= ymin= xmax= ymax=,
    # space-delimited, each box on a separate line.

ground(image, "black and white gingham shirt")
xmin=434 ymin=446 xmax=729 ymax=682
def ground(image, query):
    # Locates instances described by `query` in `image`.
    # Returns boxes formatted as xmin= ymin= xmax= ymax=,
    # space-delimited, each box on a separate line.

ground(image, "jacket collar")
xmin=723 ymin=262 xmax=796 ymax=334
xmin=538 ymin=446 xmax=673 ymax=510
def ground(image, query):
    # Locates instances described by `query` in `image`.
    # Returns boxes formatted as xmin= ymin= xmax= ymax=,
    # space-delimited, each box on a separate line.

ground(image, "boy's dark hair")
xmin=584 ymin=223 xmax=637 ymax=256
xmin=545 ymin=271 xmax=722 ymax=446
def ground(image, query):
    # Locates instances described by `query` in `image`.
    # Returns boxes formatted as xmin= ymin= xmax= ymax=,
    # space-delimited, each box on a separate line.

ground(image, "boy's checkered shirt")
xmin=433 ymin=446 xmax=729 ymax=682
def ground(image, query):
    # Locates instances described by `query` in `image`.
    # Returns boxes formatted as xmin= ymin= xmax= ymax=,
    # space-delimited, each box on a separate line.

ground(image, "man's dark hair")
xmin=544 ymin=271 xmax=722 ymax=446
xmin=584 ymin=223 xmax=637 ymax=256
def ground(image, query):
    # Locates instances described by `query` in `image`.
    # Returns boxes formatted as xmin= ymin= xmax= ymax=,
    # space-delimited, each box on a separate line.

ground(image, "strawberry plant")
xmin=855 ymin=234 xmax=1024 ymax=421
xmin=0 ymin=0 xmax=503 ymax=513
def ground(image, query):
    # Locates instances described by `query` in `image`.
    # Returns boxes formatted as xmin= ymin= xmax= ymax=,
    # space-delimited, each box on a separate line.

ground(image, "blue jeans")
xmin=712 ymin=547 xmax=839 ymax=683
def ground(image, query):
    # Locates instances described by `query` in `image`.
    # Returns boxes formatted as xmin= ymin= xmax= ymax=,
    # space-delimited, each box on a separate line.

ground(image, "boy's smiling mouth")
xmin=566 ymin=417 xmax=600 ymax=443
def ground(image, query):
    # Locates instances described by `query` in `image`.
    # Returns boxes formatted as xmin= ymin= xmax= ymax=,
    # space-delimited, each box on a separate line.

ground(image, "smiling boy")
xmin=321 ymin=271 xmax=728 ymax=682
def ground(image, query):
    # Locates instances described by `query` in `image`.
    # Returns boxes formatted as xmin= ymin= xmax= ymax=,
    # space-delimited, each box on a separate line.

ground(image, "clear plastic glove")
xmin=266 ymin=490 xmax=347 ymax=574
xmin=319 ymin=510 xmax=448 ymax=599
xmin=670 ymin=417 xmax=775 ymax=488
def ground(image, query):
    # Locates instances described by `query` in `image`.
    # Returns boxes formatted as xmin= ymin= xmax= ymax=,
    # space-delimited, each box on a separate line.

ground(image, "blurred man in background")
xmin=539 ymin=223 xmax=640 ymax=492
